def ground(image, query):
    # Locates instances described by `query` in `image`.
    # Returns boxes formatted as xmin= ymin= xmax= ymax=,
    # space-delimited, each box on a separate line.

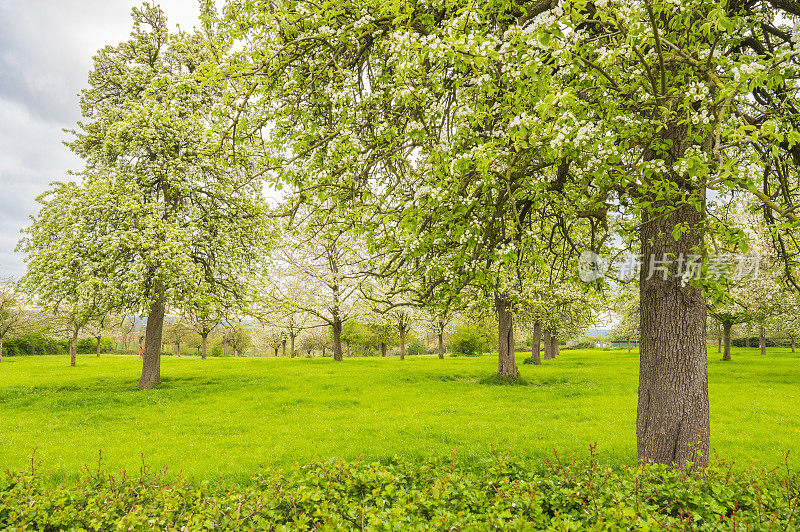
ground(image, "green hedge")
xmin=1 ymin=334 xmax=67 ymax=357
xmin=2 ymin=453 xmax=797 ymax=530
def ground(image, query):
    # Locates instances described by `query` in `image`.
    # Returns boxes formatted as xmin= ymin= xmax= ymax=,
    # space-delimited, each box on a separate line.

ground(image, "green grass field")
xmin=0 ymin=347 xmax=798 ymax=484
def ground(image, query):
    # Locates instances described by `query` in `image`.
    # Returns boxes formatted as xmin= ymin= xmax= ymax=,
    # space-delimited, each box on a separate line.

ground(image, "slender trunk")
xmin=347 ymin=342 xmax=352 ymax=358
xmin=381 ymin=342 xmax=386 ymax=357
xmin=201 ymin=333 xmax=209 ymax=359
xmin=551 ymin=331 xmax=559 ymax=359
xmin=175 ymin=340 xmax=181 ymax=357
xmin=717 ymin=334 xmax=722 ymax=353
xmin=281 ymin=339 xmax=286 ymax=357
xmin=69 ymin=329 xmax=78 ymax=367
xmin=437 ymin=332 xmax=444 ymax=360
xmin=138 ymin=280 xmax=166 ymax=389
xmin=399 ymin=327 xmax=407 ymax=360
xmin=96 ymin=335 xmax=102 ymax=357
xmin=333 ymin=318 xmax=343 ymax=361
xmin=543 ymin=329 xmax=552 ymax=359
xmin=759 ymin=325 xmax=766 ymax=356
xmin=274 ymin=346 xmax=279 ymax=357
xmin=290 ymin=334 xmax=296 ymax=358
xmin=531 ymin=322 xmax=541 ymax=365
xmin=637 ymin=173 xmax=709 ymax=467
xmin=223 ymin=331 xmax=230 ymax=357
xmin=0 ymin=336 xmax=3 ymax=362
xmin=792 ymin=337 xmax=796 ymax=353
xmin=496 ymin=294 xmax=519 ymax=379
xmin=722 ymin=322 xmax=732 ymax=361
xmin=745 ymin=336 xmax=750 ymax=348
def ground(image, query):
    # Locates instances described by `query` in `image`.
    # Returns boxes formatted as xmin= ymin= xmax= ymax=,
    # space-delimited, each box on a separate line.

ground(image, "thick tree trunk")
xmin=496 ymin=294 xmax=519 ymax=380
xmin=333 ymin=318 xmax=343 ymax=361
xmin=437 ymin=332 xmax=444 ymax=360
xmin=543 ymin=329 xmax=552 ymax=359
xmin=201 ymin=333 xmax=209 ymax=359
xmin=96 ymin=336 xmax=102 ymax=357
xmin=551 ymin=331 xmax=559 ymax=359
xmin=759 ymin=325 xmax=766 ymax=356
xmin=530 ymin=322 xmax=541 ymax=365
xmin=722 ymin=322 xmax=732 ymax=361
xmin=638 ymin=195 xmax=709 ymax=467
xmin=138 ymin=281 xmax=166 ymax=389
xmin=399 ymin=327 xmax=407 ymax=360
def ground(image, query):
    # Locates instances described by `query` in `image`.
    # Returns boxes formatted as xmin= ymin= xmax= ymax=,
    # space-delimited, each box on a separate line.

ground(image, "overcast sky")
xmin=0 ymin=0 xmax=204 ymax=278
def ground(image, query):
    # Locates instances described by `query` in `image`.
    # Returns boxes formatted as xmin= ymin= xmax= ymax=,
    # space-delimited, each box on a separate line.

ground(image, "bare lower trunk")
xmin=722 ymin=322 xmax=732 ymax=361
xmin=0 ymin=336 xmax=3 ymax=362
xmin=201 ymin=333 xmax=209 ymax=359
xmin=745 ymin=336 xmax=750 ymax=348
xmin=138 ymin=280 xmax=166 ymax=389
xmin=628 ymin=338 xmax=632 ymax=353
xmin=96 ymin=336 xmax=102 ymax=357
xmin=381 ymin=342 xmax=386 ymax=357
xmin=223 ymin=331 xmax=230 ymax=357
xmin=551 ymin=331 xmax=559 ymax=359
xmin=274 ymin=347 xmax=279 ymax=357
xmin=792 ymin=337 xmax=796 ymax=353
xmin=333 ymin=318 xmax=343 ymax=361
xmin=717 ymin=335 xmax=721 ymax=353
xmin=399 ymin=328 xmax=406 ymax=360
xmin=759 ymin=325 xmax=766 ymax=356
xmin=543 ymin=329 xmax=552 ymax=359
xmin=496 ymin=294 xmax=519 ymax=380
xmin=290 ymin=335 xmax=296 ymax=358
xmin=437 ymin=332 xmax=444 ymax=360
xmin=69 ymin=330 xmax=78 ymax=367
xmin=531 ymin=322 xmax=541 ymax=365
xmin=175 ymin=340 xmax=181 ymax=357
xmin=281 ymin=340 xmax=286 ymax=357
xmin=638 ymin=194 xmax=709 ymax=467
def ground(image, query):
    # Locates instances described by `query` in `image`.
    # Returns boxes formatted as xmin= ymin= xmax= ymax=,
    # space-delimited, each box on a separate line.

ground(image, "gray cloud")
xmin=0 ymin=0 xmax=201 ymax=278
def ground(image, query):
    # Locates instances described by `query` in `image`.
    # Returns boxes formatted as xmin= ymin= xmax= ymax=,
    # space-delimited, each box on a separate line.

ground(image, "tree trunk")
xmin=0 ymin=336 xmax=3 ymax=362
xmin=759 ymin=325 xmax=766 ymax=356
xmin=399 ymin=327 xmax=407 ymax=360
xmin=792 ymin=337 xmax=796 ymax=353
xmin=496 ymin=294 xmax=519 ymax=380
xmin=717 ymin=334 xmax=722 ymax=353
xmin=69 ymin=329 xmax=78 ymax=367
xmin=281 ymin=339 xmax=286 ymax=357
xmin=745 ymin=336 xmax=750 ymax=348
xmin=543 ymin=329 xmax=552 ymax=359
xmin=638 ymin=189 xmax=709 ymax=467
xmin=722 ymin=322 xmax=732 ymax=361
xmin=290 ymin=334 xmax=296 ymax=358
xmin=223 ymin=330 xmax=230 ymax=357
xmin=333 ymin=318 xmax=343 ymax=361
xmin=138 ymin=281 xmax=166 ymax=389
xmin=551 ymin=331 xmax=559 ymax=359
xmin=96 ymin=335 xmax=102 ymax=357
xmin=175 ymin=340 xmax=181 ymax=357
xmin=201 ymin=333 xmax=209 ymax=359
xmin=437 ymin=332 xmax=444 ymax=360
xmin=530 ymin=322 xmax=541 ymax=365
xmin=381 ymin=342 xmax=386 ymax=357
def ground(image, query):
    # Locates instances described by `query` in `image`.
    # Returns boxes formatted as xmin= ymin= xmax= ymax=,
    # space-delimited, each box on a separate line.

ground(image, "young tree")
xmin=21 ymin=5 xmax=267 ymax=387
xmin=0 ymin=279 xmax=27 ymax=363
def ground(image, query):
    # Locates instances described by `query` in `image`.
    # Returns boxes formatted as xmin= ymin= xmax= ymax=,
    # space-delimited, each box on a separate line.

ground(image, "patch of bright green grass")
xmin=0 ymin=347 xmax=797 ymax=483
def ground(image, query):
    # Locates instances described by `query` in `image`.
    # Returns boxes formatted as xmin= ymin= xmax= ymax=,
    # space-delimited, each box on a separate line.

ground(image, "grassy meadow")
xmin=0 ymin=347 xmax=798 ymax=484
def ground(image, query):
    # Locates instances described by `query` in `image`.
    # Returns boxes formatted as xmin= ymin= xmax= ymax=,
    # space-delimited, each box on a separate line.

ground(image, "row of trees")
xmin=11 ymin=0 xmax=800 ymax=469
